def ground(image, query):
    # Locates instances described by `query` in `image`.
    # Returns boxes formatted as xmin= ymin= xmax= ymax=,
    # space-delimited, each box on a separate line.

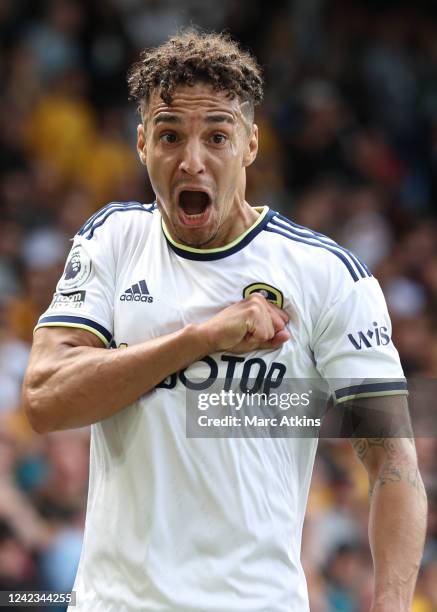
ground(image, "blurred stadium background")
xmin=0 ymin=0 xmax=436 ymax=610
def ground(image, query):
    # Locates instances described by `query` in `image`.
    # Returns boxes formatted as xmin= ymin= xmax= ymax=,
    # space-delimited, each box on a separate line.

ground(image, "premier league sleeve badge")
xmin=57 ymin=244 xmax=92 ymax=292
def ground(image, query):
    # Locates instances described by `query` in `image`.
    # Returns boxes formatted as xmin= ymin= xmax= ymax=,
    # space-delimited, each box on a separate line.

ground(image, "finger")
xmin=266 ymin=301 xmax=289 ymax=324
xmin=227 ymin=337 xmax=260 ymax=355
xmin=269 ymin=311 xmax=288 ymax=334
xmin=245 ymin=294 xmax=289 ymax=327
xmin=247 ymin=297 xmax=286 ymax=334
xmin=234 ymin=328 xmax=291 ymax=353
xmin=257 ymin=328 xmax=291 ymax=351
xmin=230 ymin=325 xmax=275 ymax=353
xmin=245 ymin=308 xmax=276 ymax=341
xmin=265 ymin=306 xmax=289 ymax=335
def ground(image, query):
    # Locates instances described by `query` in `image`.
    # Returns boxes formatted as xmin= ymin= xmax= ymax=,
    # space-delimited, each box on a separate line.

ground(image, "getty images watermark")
xmin=196 ymin=389 xmax=320 ymax=428
xmin=183 ymin=377 xmax=435 ymax=438
xmin=186 ymin=379 xmax=329 ymax=438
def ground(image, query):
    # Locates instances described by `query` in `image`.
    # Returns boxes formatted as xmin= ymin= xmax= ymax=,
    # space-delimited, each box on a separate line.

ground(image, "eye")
xmin=160 ymin=133 xmax=178 ymax=144
xmin=210 ymin=133 xmax=227 ymax=145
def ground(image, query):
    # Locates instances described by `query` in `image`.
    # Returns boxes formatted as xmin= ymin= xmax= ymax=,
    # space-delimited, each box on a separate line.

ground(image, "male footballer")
xmin=23 ymin=31 xmax=427 ymax=611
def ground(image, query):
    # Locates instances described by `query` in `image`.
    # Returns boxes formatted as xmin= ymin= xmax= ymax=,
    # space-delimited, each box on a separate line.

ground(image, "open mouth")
xmin=178 ymin=190 xmax=212 ymax=227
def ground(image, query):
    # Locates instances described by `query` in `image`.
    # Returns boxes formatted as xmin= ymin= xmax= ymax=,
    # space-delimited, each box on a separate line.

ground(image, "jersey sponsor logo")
xmin=50 ymin=291 xmax=86 ymax=309
xmin=156 ymin=353 xmax=287 ymax=394
xmin=243 ymin=282 xmax=284 ymax=308
xmin=58 ymin=245 xmax=92 ymax=291
xmin=348 ymin=322 xmax=390 ymax=350
xmin=120 ymin=279 xmax=154 ymax=303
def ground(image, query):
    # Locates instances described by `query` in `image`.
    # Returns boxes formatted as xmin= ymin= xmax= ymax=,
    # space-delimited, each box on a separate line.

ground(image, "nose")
xmin=179 ymin=138 xmax=205 ymax=175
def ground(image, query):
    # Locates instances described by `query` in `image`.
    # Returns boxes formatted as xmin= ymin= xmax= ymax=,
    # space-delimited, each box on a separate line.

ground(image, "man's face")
xmin=137 ymin=83 xmax=258 ymax=247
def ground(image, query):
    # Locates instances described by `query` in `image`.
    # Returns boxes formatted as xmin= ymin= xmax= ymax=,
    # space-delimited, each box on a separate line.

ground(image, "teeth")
xmin=184 ymin=211 xmax=206 ymax=218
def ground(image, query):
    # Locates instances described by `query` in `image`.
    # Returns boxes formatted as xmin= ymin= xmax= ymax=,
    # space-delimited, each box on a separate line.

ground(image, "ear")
xmin=137 ymin=123 xmax=147 ymax=166
xmin=242 ymin=124 xmax=258 ymax=168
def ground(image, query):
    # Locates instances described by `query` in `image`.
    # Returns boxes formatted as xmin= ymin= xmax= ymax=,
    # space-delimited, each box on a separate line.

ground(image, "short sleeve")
xmin=35 ymin=230 xmax=115 ymax=347
xmin=312 ymin=277 xmax=407 ymax=404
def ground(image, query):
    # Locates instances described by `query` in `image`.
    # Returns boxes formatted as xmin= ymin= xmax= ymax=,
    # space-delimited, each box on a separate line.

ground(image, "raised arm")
xmin=349 ymin=396 xmax=427 ymax=612
xmin=22 ymin=294 xmax=289 ymax=433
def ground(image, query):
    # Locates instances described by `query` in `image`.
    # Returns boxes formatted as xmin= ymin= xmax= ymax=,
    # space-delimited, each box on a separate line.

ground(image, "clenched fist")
xmin=198 ymin=293 xmax=290 ymax=354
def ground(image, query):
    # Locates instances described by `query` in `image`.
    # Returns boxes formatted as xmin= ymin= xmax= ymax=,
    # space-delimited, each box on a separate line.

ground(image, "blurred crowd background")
xmin=0 ymin=0 xmax=436 ymax=610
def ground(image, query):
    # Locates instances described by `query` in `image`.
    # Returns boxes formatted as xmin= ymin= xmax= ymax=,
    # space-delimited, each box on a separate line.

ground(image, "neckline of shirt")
xmin=161 ymin=206 xmax=273 ymax=261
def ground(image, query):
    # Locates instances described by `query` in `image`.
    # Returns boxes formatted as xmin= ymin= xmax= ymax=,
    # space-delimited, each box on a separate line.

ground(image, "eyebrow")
xmin=204 ymin=114 xmax=235 ymax=125
xmin=152 ymin=113 xmax=235 ymax=126
xmin=153 ymin=113 xmax=182 ymax=126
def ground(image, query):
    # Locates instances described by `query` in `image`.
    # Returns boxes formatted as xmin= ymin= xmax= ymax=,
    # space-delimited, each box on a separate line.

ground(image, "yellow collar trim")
xmin=161 ymin=206 xmax=269 ymax=254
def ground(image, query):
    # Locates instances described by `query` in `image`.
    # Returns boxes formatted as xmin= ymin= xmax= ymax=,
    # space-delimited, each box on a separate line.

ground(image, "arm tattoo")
xmin=351 ymin=437 xmax=398 ymax=461
xmin=351 ymin=438 xmax=421 ymax=495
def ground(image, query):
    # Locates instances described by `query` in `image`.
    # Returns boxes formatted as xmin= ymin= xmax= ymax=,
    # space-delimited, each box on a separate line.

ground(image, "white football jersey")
xmin=36 ymin=203 xmax=406 ymax=612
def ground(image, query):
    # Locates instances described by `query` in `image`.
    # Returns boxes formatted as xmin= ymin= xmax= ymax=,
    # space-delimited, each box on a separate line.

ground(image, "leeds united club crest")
xmin=243 ymin=282 xmax=284 ymax=308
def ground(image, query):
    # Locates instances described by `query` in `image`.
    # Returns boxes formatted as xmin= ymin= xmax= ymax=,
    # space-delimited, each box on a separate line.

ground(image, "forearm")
xmin=0 ymin=479 xmax=52 ymax=550
xmin=367 ymin=443 xmax=427 ymax=611
xmin=24 ymin=294 xmax=289 ymax=433
xmin=24 ymin=324 xmax=209 ymax=432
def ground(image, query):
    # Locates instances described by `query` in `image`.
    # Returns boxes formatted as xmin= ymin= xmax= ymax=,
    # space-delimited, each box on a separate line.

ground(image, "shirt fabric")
xmin=36 ymin=203 xmax=406 ymax=612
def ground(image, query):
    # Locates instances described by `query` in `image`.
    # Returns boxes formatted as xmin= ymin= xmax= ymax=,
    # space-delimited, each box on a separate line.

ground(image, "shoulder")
xmin=77 ymin=201 xmax=157 ymax=241
xmin=263 ymin=210 xmax=372 ymax=294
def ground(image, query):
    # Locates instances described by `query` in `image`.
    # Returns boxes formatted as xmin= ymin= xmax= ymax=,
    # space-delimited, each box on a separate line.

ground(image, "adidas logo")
xmin=120 ymin=279 xmax=154 ymax=303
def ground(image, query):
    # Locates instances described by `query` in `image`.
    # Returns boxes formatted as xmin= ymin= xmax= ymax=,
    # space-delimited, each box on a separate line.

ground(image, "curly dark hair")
xmin=127 ymin=30 xmax=263 ymax=119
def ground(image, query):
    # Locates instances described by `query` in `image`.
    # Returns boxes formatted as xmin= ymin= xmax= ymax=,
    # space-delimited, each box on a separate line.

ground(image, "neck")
xmin=205 ymin=199 xmax=259 ymax=248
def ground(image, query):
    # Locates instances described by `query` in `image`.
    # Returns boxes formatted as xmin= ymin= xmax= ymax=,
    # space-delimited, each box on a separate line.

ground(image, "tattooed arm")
xmin=348 ymin=396 xmax=427 ymax=612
